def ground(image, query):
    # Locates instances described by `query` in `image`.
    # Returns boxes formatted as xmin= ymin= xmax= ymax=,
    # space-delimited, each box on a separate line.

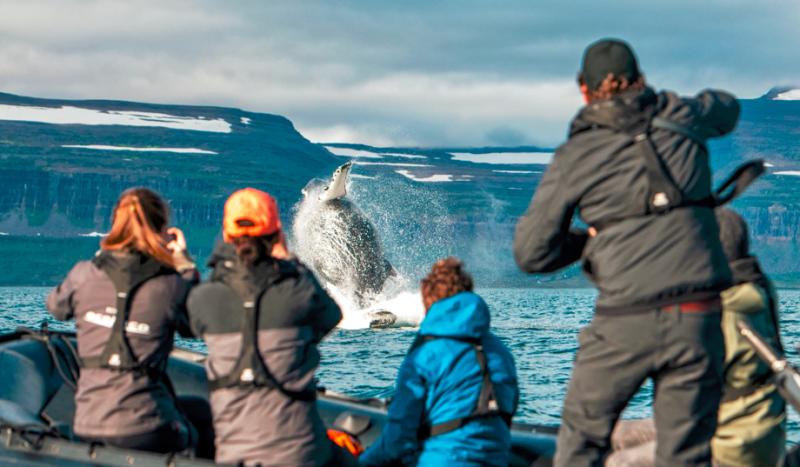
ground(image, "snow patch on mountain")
xmin=774 ymin=89 xmax=800 ymax=100
xmin=62 ymin=145 xmax=217 ymax=154
xmin=79 ymin=231 xmax=107 ymax=237
xmin=450 ymin=152 xmax=553 ymax=165
xmin=323 ymin=146 xmax=383 ymax=158
xmin=381 ymin=153 xmax=428 ymax=159
xmin=354 ymin=161 xmax=431 ymax=167
xmin=395 ymin=170 xmax=472 ymax=182
xmin=0 ymin=104 xmax=231 ymax=132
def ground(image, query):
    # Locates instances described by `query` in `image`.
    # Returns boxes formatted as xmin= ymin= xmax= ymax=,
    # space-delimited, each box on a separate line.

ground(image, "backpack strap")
xmin=82 ymin=252 xmax=174 ymax=375
xmin=590 ymin=115 xmax=765 ymax=231
xmin=415 ymin=335 xmax=512 ymax=440
xmin=206 ymin=260 xmax=316 ymax=401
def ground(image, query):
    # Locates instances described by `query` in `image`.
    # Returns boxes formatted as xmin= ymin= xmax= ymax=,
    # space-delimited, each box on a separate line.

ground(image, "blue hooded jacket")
xmin=360 ymin=292 xmax=519 ymax=466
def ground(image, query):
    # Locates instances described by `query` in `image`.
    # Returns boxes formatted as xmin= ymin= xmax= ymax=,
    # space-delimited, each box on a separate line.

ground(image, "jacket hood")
xmin=419 ymin=292 xmax=490 ymax=339
xmin=570 ymin=86 xmax=658 ymax=136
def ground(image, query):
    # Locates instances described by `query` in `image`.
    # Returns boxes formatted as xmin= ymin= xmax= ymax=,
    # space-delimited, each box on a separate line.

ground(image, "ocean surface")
xmin=2 ymin=286 xmax=799 ymax=444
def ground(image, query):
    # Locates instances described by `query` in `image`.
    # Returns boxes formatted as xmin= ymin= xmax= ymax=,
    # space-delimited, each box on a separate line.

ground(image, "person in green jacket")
xmin=605 ymin=208 xmax=786 ymax=467
xmin=712 ymin=207 xmax=786 ymax=467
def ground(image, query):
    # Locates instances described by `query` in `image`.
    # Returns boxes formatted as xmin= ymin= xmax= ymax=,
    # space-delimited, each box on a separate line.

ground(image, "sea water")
xmin=2 ymin=286 xmax=799 ymax=443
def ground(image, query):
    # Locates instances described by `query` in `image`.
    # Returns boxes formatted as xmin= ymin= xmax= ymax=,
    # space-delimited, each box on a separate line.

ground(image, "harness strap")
xmin=633 ymin=128 xmax=684 ymax=213
xmin=713 ymin=160 xmax=766 ymax=206
xmin=650 ymin=117 xmax=707 ymax=147
xmin=82 ymin=252 xmax=173 ymax=375
xmin=207 ymin=261 xmax=315 ymax=402
xmin=415 ymin=335 xmax=511 ymax=440
xmin=588 ymin=114 xmax=765 ymax=232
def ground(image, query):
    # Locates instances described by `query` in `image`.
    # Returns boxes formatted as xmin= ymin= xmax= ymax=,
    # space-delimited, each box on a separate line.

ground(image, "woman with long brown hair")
xmin=46 ymin=187 xmax=209 ymax=455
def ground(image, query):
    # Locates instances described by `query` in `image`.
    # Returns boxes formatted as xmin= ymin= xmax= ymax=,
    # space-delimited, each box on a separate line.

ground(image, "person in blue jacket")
xmin=360 ymin=257 xmax=519 ymax=466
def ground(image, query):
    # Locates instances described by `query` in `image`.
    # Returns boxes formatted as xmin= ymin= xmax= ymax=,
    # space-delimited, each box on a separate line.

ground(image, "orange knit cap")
xmin=223 ymin=188 xmax=282 ymax=242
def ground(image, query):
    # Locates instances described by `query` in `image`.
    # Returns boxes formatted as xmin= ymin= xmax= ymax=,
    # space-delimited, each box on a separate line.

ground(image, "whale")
xmin=294 ymin=162 xmax=397 ymax=325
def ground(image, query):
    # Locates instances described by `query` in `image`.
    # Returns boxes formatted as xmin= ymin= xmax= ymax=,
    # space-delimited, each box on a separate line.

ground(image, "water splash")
xmin=291 ymin=173 xmax=426 ymax=329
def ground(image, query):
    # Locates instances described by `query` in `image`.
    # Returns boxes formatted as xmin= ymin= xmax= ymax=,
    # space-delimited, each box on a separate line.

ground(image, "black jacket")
xmin=514 ymin=87 xmax=739 ymax=313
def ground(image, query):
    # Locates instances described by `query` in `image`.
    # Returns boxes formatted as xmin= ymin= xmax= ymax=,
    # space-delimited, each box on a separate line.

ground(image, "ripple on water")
xmin=3 ymin=286 xmax=800 ymax=442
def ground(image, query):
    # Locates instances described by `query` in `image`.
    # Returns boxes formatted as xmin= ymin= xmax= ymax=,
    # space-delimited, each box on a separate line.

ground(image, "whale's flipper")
xmin=368 ymin=310 xmax=397 ymax=329
xmin=320 ymin=162 xmax=353 ymax=202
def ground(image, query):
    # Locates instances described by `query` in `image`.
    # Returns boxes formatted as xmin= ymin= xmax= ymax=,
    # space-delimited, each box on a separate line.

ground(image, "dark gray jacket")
xmin=514 ymin=87 xmax=739 ymax=313
xmin=46 ymin=252 xmax=195 ymax=438
xmin=188 ymin=244 xmax=342 ymax=466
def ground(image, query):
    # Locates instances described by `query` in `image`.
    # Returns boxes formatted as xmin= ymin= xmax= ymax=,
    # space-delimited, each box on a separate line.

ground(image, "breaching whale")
xmin=295 ymin=162 xmax=397 ymax=328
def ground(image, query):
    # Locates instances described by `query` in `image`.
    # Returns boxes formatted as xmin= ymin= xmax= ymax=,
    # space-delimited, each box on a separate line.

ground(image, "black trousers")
xmin=555 ymin=307 xmax=724 ymax=467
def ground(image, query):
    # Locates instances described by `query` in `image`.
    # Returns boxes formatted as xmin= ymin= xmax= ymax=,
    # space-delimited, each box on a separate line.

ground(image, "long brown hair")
xmin=232 ymin=233 xmax=280 ymax=267
xmin=101 ymin=188 xmax=174 ymax=268
xmin=421 ymin=257 xmax=474 ymax=311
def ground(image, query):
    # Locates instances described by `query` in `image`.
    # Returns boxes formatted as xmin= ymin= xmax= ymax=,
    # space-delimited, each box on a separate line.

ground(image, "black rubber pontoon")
xmin=0 ymin=328 xmax=555 ymax=466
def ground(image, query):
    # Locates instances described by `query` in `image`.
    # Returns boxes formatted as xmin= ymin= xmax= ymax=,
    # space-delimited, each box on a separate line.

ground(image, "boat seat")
xmin=0 ymin=399 xmax=43 ymax=426
xmin=0 ymin=338 xmax=65 ymax=427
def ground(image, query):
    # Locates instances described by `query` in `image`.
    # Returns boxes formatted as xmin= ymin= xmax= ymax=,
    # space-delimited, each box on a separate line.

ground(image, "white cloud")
xmin=0 ymin=1 xmax=796 ymax=147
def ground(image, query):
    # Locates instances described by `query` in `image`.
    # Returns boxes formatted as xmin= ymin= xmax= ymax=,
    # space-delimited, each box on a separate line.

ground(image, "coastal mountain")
xmin=0 ymin=90 xmax=798 ymax=286
xmin=760 ymin=86 xmax=800 ymax=100
xmin=0 ymin=92 xmax=338 ymax=283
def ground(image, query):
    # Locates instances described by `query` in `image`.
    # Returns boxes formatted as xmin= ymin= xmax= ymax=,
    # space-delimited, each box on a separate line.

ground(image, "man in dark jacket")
xmin=513 ymin=39 xmax=739 ymax=466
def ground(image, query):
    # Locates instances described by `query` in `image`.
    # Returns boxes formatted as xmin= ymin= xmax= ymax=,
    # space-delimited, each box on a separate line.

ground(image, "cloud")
xmin=0 ymin=0 xmax=796 ymax=146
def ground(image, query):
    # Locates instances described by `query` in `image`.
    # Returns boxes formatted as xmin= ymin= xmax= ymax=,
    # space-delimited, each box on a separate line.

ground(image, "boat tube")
xmin=0 ymin=327 xmax=556 ymax=466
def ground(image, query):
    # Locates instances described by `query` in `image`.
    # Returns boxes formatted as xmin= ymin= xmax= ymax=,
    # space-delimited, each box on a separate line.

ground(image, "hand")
xmin=166 ymin=227 xmax=187 ymax=253
xmin=271 ymin=231 xmax=290 ymax=259
xmin=588 ymin=226 xmax=598 ymax=237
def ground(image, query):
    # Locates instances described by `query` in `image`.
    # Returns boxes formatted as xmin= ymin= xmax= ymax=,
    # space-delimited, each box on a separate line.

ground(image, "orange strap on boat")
xmin=327 ymin=428 xmax=365 ymax=457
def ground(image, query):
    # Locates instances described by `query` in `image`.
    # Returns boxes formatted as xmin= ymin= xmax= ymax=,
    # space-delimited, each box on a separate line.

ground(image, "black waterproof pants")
xmin=555 ymin=307 xmax=724 ymax=467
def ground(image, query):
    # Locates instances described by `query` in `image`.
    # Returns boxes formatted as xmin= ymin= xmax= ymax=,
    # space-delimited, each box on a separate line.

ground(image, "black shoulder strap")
xmin=82 ymin=252 xmax=175 ymax=373
xmin=415 ymin=335 xmax=511 ymax=440
xmin=207 ymin=262 xmax=315 ymax=401
xmin=712 ymin=160 xmax=766 ymax=206
xmin=650 ymin=117 xmax=708 ymax=148
xmin=631 ymin=123 xmax=685 ymax=214
xmin=591 ymin=113 xmax=766 ymax=231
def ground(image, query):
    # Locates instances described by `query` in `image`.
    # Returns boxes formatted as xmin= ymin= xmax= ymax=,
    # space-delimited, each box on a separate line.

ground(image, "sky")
xmin=0 ymin=0 xmax=797 ymax=147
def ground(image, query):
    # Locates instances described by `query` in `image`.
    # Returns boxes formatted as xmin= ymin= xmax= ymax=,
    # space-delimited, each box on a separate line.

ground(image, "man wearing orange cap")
xmin=187 ymin=188 xmax=347 ymax=466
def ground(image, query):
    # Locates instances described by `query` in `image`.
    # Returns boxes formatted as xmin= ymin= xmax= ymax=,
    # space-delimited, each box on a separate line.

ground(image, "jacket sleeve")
xmin=307 ymin=274 xmax=342 ymax=342
xmin=46 ymin=263 xmax=85 ymax=321
xmin=513 ymin=153 xmax=587 ymax=273
xmin=360 ymin=352 xmax=427 ymax=466
xmin=173 ymin=275 xmax=198 ymax=338
xmin=691 ymin=89 xmax=740 ymax=138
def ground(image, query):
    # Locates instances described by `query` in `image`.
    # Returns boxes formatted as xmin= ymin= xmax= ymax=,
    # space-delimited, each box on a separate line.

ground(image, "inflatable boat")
xmin=0 ymin=327 xmax=556 ymax=466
